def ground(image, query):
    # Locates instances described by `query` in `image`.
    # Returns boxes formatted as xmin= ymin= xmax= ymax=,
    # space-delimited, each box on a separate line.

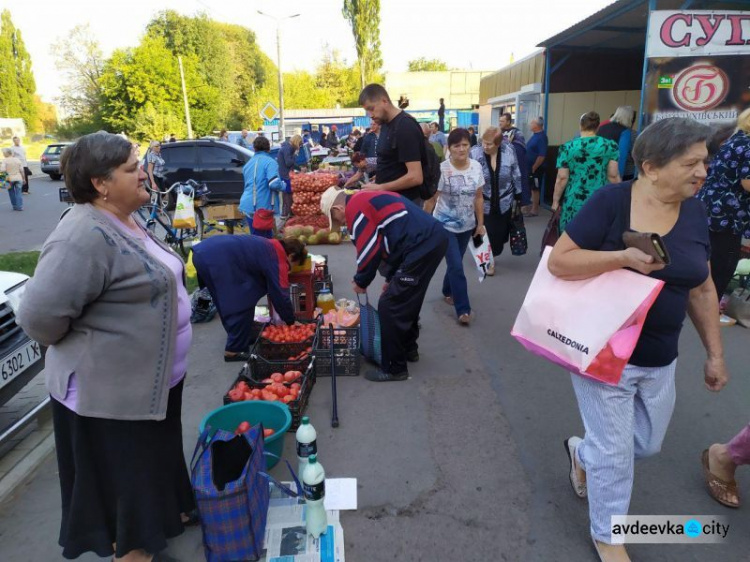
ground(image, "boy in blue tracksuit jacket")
xmin=321 ymin=188 xmax=448 ymax=382
xmin=192 ymin=235 xmax=307 ymax=361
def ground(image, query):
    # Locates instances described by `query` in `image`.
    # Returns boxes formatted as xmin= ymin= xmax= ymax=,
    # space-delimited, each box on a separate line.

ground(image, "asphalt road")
xmin=0 ymin=200 xmax=748 ymax=561
xmin=0 ymin=163 xmax=69 ymax=253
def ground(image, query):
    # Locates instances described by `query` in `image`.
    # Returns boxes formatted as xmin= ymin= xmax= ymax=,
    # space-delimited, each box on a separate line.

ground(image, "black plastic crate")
xmin=315 ymin=349 xmax=360 ymax=377
xmin=253 ymin=319 xmax=319 ymax=362
xmin=316 ymin=324 xmax=359 ymax=351
xmin=223 ymin=360 xmax=316 ymax=432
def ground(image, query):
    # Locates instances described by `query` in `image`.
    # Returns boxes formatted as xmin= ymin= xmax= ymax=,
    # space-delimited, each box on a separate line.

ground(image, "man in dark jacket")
xmin=360 ymin=121 xmax=380 ymax=157
xmin=327 ymin=125 xmax=339 ymax=148
xmin=193 ymin=236 xmax=307 ymax=361
xmin=321 ymin=187 xmax=448 ymax=382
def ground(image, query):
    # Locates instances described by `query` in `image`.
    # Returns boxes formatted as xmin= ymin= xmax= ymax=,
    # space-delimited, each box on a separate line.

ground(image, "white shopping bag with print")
xmin=471 ymin=235 xmax=493 ymax=282
xmin=173 ymin=187 xmax=196 ymax=229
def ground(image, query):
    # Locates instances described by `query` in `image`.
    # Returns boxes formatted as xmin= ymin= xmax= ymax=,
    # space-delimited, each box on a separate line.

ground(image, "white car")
xmin=0 ymin=271 xmax=44 ymax=406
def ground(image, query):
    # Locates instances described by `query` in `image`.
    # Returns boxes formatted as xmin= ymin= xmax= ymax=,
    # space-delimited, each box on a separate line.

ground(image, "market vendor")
xmin=342 ymin=152 xmax=377 ymax=189
xmin=320 ymin=186 xmax=448 ymax=382
xmin=192 ymin=235 xmax=308 ymax=362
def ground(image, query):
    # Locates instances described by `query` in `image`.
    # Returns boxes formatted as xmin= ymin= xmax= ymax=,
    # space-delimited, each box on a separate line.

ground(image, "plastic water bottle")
xmin=296 ymin=416 xmax=318 ymax=477
xmin=302 ymin=454 xmax=327 ymax=538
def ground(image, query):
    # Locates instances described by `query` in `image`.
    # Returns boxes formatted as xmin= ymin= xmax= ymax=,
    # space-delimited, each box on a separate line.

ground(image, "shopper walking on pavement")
xmin=499 ymin=112 xmax=531 ymax=211
xmin=597 ymin=106 xmax=636 ymax=180
xmin=552 ymin=111 xmax=621 ymax=231
xmin=278 ymin=134 xmax=303 ymax=219
xmin=321 ymin=186 xmax=448 ymax=382
xmin=146 ymin=140 xmax=166 ymax=192
xmin=11 ymin=136 xmax=30 ymax=194
xmin=239 ymin=136 xmax=283 ymax=238
xmin=438 ymin=98 xmax=446 ymax=132
xmin=424 ymin=128 xmax=485 ymax=325
xmin=526 ymin=118 xmax=548 ymax=216
xmin=703 ymin=423 xmax=750 ymax=509
xmin=192 ymin=235 xmax=307 ymax=362
xmin=469 ymin=127 xmax=522 ymax=275
xmin=548 ymin=118 xmax=729 ymax=562
xmin=17 ymin=132 xmax=197 ymax=562
xmin=1 ymin=148 xmax=24 ymax=211
xmin=359 ymin=83 xmax=426 ymax=205
xmin=697 ymin=107 xmax=750 ymax=309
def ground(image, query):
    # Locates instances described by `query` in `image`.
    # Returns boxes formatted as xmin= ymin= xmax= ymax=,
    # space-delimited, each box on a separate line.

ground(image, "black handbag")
xmin=509 ymin=202 xmax=528 ymax=256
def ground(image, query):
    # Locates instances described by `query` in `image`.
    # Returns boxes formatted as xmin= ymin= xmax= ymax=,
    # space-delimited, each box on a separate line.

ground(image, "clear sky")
xmin=7 ymin=0 xmax=614 ymax=104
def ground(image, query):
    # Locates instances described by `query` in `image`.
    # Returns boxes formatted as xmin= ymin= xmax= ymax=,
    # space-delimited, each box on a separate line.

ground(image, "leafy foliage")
xmin=342 ymin=0 xmax=383 ymax=89
xmin=0 ymin=10 xmax=37 ymax=129
xmin=407 ymin=58 xmax=450 ymax=72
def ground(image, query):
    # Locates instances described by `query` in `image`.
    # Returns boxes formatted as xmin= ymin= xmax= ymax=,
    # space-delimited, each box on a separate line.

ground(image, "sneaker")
xmin=564 ymin=436 xmax=587 ymax=499
xmin=364 ymin=370 xmax=409 ymax=382
xmin=406 ymin=349 xmax=419 ymax=363
xmin=486 ymin=264 xmax=495 ymax=277
xmin=458 ymin=313 xmax=471 ymax=326
xmin=224 ymin=351 xmax=250 ymax=362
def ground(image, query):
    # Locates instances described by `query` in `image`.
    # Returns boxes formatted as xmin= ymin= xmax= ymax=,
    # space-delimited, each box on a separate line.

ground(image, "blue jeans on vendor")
xmin=7 ymin=181 xmax=22 ymax=210
xmin=442 ymin=229 xmax=472 ymax=317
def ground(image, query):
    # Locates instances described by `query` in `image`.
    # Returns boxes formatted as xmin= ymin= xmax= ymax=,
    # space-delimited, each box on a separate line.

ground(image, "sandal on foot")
xmin=702 ymin=449 xmax=740 ymax=508
xmin=564 ymin=437 xmax=587 ymax=499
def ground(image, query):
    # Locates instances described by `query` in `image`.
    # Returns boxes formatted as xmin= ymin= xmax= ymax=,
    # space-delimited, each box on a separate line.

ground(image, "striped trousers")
xmin=571 ymin=361 xmax=677 ymax=543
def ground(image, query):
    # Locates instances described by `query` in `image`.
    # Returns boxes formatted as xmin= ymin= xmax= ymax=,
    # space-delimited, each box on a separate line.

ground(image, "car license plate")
xmin=0 ymin=340 xmax=42 ymax=390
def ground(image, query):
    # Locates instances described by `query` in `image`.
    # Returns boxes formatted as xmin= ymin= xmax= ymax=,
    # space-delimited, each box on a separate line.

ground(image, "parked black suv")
xmin=159 ymin=139 xmax=279 ymax=203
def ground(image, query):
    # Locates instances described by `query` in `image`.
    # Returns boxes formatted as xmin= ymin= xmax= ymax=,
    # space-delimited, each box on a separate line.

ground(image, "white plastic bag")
xmin=471 ymin=235 xmax=493 ymax=282
xmin=173 ymin=187 xmax=196 ymax=229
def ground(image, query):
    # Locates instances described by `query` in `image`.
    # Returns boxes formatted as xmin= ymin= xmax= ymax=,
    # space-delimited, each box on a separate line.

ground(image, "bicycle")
xmin=135 ymin=179 xmax=208 ymax=258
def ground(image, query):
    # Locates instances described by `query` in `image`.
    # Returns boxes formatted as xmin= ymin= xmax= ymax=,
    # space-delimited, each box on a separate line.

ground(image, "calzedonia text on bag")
xmin=547 ymin=329 xmax=590 ymax=355
xmin=297 ymin=440 xmax=317 ymax=458
xmin=304 ymin=481 xmax=325 ymax=501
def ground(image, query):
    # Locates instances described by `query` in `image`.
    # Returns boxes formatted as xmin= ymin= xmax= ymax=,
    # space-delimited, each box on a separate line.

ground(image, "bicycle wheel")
xmin=176 ymin=207 xmax=204 ymax=258
xmin=136 ymin=204 xmax=172 ymax=240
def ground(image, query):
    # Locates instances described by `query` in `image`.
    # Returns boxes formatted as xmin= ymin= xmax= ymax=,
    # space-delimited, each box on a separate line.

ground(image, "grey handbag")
xmin=725 ymin=287 xmax=750 ymax=328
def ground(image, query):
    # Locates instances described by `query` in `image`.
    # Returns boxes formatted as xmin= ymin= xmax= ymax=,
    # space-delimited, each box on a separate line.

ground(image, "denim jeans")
xmin=7 ymin=181 xmax=22 ymax=210
xmin=442 ymin=229 xmax=473 ymax=316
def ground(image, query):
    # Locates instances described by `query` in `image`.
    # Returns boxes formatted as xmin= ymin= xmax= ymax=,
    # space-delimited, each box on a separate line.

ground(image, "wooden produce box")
xmin=203 ymin=204 xmax=245 ymax=221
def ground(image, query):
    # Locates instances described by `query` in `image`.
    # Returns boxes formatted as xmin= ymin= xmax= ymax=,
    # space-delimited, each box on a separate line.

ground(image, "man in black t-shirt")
xmin=358 ymin=84 xmax=424 ymax=204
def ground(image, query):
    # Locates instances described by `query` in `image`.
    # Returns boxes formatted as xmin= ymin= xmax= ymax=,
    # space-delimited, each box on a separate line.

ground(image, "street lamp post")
xmin=258 ymin=10 xmax=299 ymax=142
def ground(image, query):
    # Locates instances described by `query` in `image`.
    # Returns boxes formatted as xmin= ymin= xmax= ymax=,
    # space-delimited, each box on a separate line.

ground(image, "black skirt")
xmin=52 ymin=379 xmax=196 ymax=559
xmin=484 ymin=209 xmax=513 ymax=257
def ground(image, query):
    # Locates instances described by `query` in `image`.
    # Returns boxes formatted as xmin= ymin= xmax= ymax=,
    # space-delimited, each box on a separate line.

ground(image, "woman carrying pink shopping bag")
xmin=519 ymin=118 xmax=729 ymax=562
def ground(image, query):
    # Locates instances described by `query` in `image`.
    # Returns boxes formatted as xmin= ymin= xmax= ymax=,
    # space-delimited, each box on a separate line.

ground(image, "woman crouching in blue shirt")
xmin=548 ymin=118 xmax=729 ymax=561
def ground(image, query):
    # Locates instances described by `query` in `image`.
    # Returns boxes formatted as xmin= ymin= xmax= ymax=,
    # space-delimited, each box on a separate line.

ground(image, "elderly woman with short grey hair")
xmin=17 ymin=132 xmax=196 ymax=562
xmin=548 ymin=118 xmax=729 ymax=561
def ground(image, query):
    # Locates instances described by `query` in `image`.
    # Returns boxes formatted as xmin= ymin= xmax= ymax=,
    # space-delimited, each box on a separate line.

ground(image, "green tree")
xmin=51 ymin=24 xmax=105 ymax=133
xmin=0 ymin=10 xmax=36 ymax=128
xmin=32 ymin=95 xmax=57 ymax=133
xmin=342 ymin=0 xmax=382 ymax=88
xmin=314 ymin=49 xmax=361 ymax=108
xmin=407 ymin=58 xmax=449 ymax=72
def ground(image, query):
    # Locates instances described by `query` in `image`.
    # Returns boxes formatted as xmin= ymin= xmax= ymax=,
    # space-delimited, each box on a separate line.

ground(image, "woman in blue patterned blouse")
xmin=697 ymin=108 xmax=750 ymax=303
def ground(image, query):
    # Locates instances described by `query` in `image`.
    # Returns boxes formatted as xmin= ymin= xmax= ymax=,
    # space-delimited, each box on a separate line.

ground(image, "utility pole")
xmin=178 ymin=56 xmax=193 ymax=139
xmin=258 ymin=10 xmax=299 ymax=142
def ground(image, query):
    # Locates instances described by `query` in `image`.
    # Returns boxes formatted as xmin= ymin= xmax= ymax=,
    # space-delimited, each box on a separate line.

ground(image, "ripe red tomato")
xmin=263 ymin=428 xmax=275 ymax=438
xmin=281 ymin=395 xmax=294 ymax=404
xmin=235 ymin=421 xmax=251 ymax=435
xmin=271 ymin=373 xmax=284 ymax=383
xmin=228 ymin=388 xmax=244 ymax=402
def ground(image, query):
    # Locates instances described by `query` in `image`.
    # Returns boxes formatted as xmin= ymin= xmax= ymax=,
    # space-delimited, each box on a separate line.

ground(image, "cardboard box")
xmin=203 ymin=204 xmax=245 ymax=221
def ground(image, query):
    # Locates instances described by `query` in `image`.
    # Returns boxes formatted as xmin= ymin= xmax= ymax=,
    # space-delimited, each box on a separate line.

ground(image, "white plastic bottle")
xmin=302 ymin=454 xmax=328 ymax=538
xmin=295 ymin=416 xmax=317 ymax=477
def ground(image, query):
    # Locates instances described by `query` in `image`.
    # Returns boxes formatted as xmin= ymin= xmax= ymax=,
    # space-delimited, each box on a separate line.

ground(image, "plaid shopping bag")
xmin=191 ymin=423 xmax=301 ymax=562
xmin=357 ymin=293 xmax=382 ymax=366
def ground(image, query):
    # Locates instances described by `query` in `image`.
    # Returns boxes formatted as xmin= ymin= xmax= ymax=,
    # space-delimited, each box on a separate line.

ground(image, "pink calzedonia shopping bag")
xmin=511 ymin=247 xmax=664 ymax=385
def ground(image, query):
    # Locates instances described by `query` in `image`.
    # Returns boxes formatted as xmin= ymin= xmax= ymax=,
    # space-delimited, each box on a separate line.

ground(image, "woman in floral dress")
xmin=552 ymin=111 xmax=621 ymax=231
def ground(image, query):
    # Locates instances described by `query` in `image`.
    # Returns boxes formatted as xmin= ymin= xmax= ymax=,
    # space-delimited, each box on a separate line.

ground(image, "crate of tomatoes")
xmin=250 ymin=320 xmax=319 ymax=382
xmin=224 ymin=360 xmax=315 ymax=431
